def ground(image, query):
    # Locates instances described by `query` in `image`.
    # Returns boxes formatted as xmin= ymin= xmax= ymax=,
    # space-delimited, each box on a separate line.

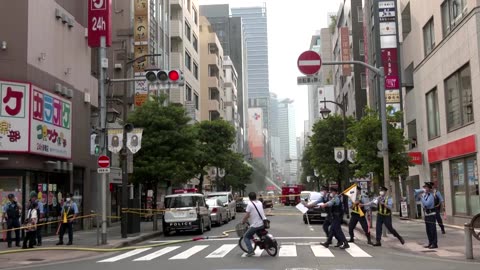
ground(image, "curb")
xmin=111 ymin=231 xmax=164 ymax=248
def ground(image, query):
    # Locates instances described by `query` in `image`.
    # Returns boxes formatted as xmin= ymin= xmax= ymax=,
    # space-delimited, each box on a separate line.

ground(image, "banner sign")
xmin=88 ymin=0 xmax=112 ymax=47
xmin=334 ymin=147 xmax=345 ymax=163
xmin=0 ymin=81 xmax=30 ymax=152
xmin=30 ymin=86 xmax=72 ymax=159
xmin=108 ymin=128 xmax=123 ymax=153
xmin=127 ymin=128 xmax=143 ymax=153
xmin=133 ymin=0 xmax=149 ymax=75
xmin=340 ymin=27 xmax=351 ymax=76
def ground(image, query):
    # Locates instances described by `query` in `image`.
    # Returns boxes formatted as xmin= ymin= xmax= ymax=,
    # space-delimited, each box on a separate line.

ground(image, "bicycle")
xmin=236 ymin=223 xmax=278 ymax=257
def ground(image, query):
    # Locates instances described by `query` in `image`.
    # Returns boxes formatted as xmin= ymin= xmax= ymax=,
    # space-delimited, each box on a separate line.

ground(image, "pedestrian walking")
xmin=319 ymin=187 xmax=349 ymax=249
xmin=2 ymin=194 xmax=22 ymax=248
xmin=56 ymin=193 xmax=78 ymax=245
xmin=369 ymin=186 xmax=405 ymax=246
xmin=429 ymin=182 xmax=446 ymax=234
xmin=28 ymin=191 xmax=44 ymax=246
xmin=348 ymin=186 xmax=373 ymax=245
xmin=416 ymin=182 xmax=438 ymax=249
xmin=22 ymin=202 xmax=38 ymax=249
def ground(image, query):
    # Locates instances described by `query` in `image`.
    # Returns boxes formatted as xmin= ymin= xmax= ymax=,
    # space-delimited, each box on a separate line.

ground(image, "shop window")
xmin=430 ymin=163 xmax=444 ymax=197
xmin=450 ymin=156 xmax=479 ymax=216
xmin=0 ymin=176 xmax=23 ymax=217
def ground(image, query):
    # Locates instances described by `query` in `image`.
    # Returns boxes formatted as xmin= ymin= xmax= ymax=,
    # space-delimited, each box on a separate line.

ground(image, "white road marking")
xmin=149 ymin=237 xmax=326 ymax=243
xmin=241 ymin=248 xmax=263 ymax=257
xmin=298 ymin=60 xmax=321 ymax=66
xmin=169 ymin=245 xmax=209 ymax=260
xmin=345 ymin=243 xmax=372 ymax=257
xmin=310 ymin=245 xmax=334 ymax=257
xmin=98 ymin=248 xmax=152 ymax=262
xmin=205 ymin=244 xmax=237 ymax=258
xmin=133 ymin=246 xmax=180 ymax=261
xmin=279 ymin=245 xmax=297 ymax=257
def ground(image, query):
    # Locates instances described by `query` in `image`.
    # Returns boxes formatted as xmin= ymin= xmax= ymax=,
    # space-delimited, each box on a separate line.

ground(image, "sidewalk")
xmin=0 ymin=221 xmax=163 ymax=269
xmin=349 ymin=213 xmax=480 ymax=262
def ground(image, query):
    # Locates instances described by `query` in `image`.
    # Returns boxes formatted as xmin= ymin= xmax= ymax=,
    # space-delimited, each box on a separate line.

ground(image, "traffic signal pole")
xmin=98 ymin=36 xmax=108 ymax=245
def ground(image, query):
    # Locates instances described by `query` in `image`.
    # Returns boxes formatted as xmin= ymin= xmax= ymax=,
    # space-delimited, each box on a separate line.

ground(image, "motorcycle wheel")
xmin=238 ymin=237 xmax=257 ymax=253
xmin=265 ymin=239 xmax=278 ymax=257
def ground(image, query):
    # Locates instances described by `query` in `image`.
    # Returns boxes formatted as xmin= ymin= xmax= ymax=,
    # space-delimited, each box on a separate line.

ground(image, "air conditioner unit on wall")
xmin=55 ymin=83 xmax=62 ymax=94
xmin=84 ymin=92 xmax=91 ymax=103
xmin=61 ymin=86 xmax=68 ymax=96
xmin=66 ymin=88 xmax=73 ymax=99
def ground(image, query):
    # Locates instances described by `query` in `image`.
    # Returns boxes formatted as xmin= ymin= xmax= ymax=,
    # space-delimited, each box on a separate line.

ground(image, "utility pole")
xmin=99 ymin=36 xmax=108 ymax=245
xmin=121 ymin=44 xmax=129 ymax=239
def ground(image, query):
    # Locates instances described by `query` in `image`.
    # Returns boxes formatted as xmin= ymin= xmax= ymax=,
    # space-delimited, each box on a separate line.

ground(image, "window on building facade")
xmin=208 ymin=65 xmax=217 ymax=77
xmin=185 ymin=21 xmax=191 ymax=41
xmin=193 ymin=6 xmax=198 ymax=25
xmin=442 ymin=0 xmax=467 ymax=36
xmin=194 ymin=92 xmax=199 ymax=110
xmin=426 ymin=88 xmax=440 ymax=139
xmin=186 ymin=84 xmax=192 ymax=101
xmin=407 ymin=120 xmax=417 ymax=149
xmin=359 ymin=39 xmax=364 ymax=56
xmin=187 ymin=0 xmax=191 ymax=12
xmin=193 ymin=34 xmax=198 ymax=52
xmin=445 ymin=64 xmax=473 ymax=131
xmin=423 ymin=17 xmax=435 ymax=56
xmin=450 ymin=156 xmax=479 ymax=216
xmin=357 ymin=6 xmax=363 ymax=22
xmin=360 ymin=73 xmax=366 ymax=89
xmin=208 ymin=43 xmax=217 ymax=54
xmin=430 ymin=163 xmax=444 ymax=197
xmin=193 ymin=62 xmax=199 ymax=79
xmin=402 ymin=2 xmax=412 ymax=39
xmin=185 ymin=51 xmax=192 ymax=70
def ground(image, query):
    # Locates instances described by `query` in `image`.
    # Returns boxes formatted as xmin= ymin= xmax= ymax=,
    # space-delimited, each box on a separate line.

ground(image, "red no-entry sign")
xmin=98 ymin=155 xmax=110 ymax=168
xmin=297 ymin=51 xmax=322 ymax=75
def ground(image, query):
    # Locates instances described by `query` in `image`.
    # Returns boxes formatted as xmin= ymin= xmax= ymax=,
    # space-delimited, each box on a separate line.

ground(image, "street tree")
xmin=300 ymin=143 xmax=318 ymax=191
xmin=128 ymin=96 xmax=197 ymax=194
xmin=191 ymin=119 xmax=236 ymax=193
xmin=308 ymin=114 xmax=355 ymax=190
xmin=223 ymin=151 xmax=254 ymax=193
xmin=347 ymin=108 xmax=412 ymax=187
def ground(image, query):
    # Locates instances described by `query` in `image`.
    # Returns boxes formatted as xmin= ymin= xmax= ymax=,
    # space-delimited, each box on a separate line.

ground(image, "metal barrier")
xmin=464 ymin=213 xmax=480 ymax=259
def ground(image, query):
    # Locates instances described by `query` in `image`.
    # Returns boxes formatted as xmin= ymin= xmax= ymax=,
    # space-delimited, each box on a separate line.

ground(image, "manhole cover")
xmin=26 ymin=258 xmax=45 ymax=262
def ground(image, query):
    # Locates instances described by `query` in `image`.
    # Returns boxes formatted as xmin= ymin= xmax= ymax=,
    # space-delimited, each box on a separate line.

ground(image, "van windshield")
xmin=165 ymin=196 xmax=196 ymax=208
xmin=207 ymin=195 xmax=227 ymax=204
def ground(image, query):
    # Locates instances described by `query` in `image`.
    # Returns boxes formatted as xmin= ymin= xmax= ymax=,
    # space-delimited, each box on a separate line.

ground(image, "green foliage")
xmin=129 ymin=96 xmax=197 ymax=186
xmin=223 ymin=152 xmax=254 ymax=192
xmin=300 ymin=145 xmax=316 ymax=190
xmin=347 ymin=108 xmax=412 ymax=186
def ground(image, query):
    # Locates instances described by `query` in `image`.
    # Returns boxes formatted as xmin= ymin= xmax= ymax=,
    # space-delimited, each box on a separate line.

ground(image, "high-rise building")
xmin=331 ymin=0 xmax=367 ymax=120
xmin=223 ymin=56 xmax=241 ymax=152
xmin=199 ymin=16 xmax=225 ymax=122
xmin=170 ymin=0 xmax=201 ymax=121
xmin=278 ymin=99 xmax=297 ymax=185
xmin=269 ymin=93 xmax=281 ymax=178
xmin=199 ymin=4 xmax=249 ymax=154
xmin=396 ymin=0 xmax=480 ymax=219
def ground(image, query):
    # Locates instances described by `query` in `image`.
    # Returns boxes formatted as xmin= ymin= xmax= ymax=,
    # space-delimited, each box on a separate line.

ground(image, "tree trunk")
xmin=198 ymin=173 xmax=204 ymax=194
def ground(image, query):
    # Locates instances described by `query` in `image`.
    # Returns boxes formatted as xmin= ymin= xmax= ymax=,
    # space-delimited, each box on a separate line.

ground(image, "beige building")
xmin=171 ymin=0 xmax=201 ymax=122
xmin=224 ymin=56 xmax=241 ymax=152
xmin=199 ymin=16 xmax=225 ymax=121
xmin=401 ymin=0 xmax=480 ymax=219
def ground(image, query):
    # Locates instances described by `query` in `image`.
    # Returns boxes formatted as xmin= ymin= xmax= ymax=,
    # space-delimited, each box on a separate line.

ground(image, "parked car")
xmin=206 ymin=198 xmax=228 ymax=226
xmin=163 ymin=193 xmax=212 ymax=235
xmin=303 ymin=192 xmax=328 ymax=224
xmin=236 ymin=197 xmax=247 ymax=212
xmin=206 ymin=192 xmax=236 ymax=220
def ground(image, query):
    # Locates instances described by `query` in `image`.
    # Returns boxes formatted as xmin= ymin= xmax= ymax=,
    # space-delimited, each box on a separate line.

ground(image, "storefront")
xmin=428 ymin=135 xmax=480 ymax=217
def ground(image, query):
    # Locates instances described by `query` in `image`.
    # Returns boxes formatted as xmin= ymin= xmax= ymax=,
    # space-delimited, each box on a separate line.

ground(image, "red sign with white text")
xmin=381 ymin=48 xmax=399 ymax=89
xmin=408 ymin=152 xmax=422 ymax=165
xmin=88 ymin=0 xmax=112 ymax=47
xmin=427 ymin=135 xmax=476 ymax=163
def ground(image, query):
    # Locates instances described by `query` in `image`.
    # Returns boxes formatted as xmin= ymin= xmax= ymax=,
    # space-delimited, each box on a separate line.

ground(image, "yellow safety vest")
xmin=378 ymin=196 xmax=391 ymax=216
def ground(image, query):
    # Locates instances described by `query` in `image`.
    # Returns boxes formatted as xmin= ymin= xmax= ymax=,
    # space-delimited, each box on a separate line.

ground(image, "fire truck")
xmin=281 ymin=185 xmax=305 ymax=206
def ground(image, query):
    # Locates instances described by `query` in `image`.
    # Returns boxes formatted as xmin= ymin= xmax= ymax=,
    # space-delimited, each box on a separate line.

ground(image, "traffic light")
xmin=90 ymin=133 xmax=100 ymax=156
xmin=144 ymin=67 xmax=184 ymax=86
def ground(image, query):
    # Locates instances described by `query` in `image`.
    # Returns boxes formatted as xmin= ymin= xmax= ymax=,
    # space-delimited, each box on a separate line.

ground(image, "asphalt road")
xmin=8 ymin=206 xmax=480 ymax=270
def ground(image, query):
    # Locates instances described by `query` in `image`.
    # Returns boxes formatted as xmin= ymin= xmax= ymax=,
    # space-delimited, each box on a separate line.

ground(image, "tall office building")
xmin=199 ymin=4 xmax=248 ymax=154
xmin=278 ymin=99 xmax=297 ymax=185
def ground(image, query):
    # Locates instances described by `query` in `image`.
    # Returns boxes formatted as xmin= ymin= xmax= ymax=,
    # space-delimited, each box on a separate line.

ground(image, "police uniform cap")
xmin=30 ymin=191 xmax=37 ymax=198
xmin=380 ymin=186 xmax=388 ymax=191
xmin=320 ymin=186 xmax=329 ymax=191
xmin=330 ymin=187 xmax=338 ymax=192
xmin=423 ymin=182 xmax=433 ymax=189
xmin=7 ymin=193 xmax=14 ymax=199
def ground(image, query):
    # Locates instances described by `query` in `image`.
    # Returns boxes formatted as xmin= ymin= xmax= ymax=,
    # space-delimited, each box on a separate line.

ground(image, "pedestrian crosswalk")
xmin=97 ymin=243 xmax=373 ymax=263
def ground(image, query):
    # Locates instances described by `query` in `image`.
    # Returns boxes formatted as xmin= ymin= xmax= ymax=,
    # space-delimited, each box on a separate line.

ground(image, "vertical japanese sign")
xmin=88 ymin=0 xmax=112 ymax=47
xmin=30 ymin=86 xmax=72 ymax=159
xmin=134 ymin=0 xmax=150 ymax=107
xmin=0 ymin=81 xmax=30 ymax=152
xmin=340 ymin=27 xmax=351 ymax=76
xmin=247 ymin=108 xmax=264 ymax=159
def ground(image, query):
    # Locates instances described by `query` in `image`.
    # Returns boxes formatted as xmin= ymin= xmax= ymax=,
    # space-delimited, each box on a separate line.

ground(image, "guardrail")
xmin=464 ymin=213 xmax=480 ymax=259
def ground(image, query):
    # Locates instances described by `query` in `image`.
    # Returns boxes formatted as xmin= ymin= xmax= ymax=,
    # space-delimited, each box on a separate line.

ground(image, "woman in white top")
xmin=22 ymin=202 xmax=38 ymax=249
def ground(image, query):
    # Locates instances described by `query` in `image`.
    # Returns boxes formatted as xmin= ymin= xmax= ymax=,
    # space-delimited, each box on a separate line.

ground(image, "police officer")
xmin=348 ymin=186 xmax=373 ymax=245
xmin=370 ymin=186 xmax=405 ymax=246
xmin=28 ymin=191 xmax=44 ymax=246
xmin=429 ymin=182 xmax=446 ymax=234
xmin=2 ymin=194 xmax=22 ymax=248
xmin=319 ymin=187 xmax=349 ymax=249
xmin=56 ymin=193 xmax=78 ymax=245
xmin=416 ymin=182 xmax=438 ymax=249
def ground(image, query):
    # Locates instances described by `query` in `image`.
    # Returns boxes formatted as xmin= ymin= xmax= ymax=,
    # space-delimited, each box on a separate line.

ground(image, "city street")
xmin=3 ymin=206 xmax=478 ymax=270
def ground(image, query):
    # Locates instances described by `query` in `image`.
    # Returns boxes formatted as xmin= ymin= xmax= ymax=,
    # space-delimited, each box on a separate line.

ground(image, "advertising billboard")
xmin=247 ymin=108 xmax=264 ymax=159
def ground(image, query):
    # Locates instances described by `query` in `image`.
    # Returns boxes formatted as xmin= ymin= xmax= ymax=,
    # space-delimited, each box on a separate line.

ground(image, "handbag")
xmin=251 ymin=200 xmax=270 ymax=229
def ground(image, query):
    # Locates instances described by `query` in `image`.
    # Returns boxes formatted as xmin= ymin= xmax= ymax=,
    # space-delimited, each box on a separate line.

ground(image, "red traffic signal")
xmin=169 ymin=70 xmax=180 ymax=81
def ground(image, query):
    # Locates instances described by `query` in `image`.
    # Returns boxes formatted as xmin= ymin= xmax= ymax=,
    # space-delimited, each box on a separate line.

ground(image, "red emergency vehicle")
xmin=281 ymin=185 xmax=305 ymax=206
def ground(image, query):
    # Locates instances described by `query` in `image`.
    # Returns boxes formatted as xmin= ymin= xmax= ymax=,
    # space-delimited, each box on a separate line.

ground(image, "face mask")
xmin=423 ymin=188 xmax=428 ymax=193
xmin=320 ymin=191 xmax=325 ymax=196
xmin=66 ymin=198 xmax=71 ymax=202
xmin=379 ymin=191 xmax=385 ymax=196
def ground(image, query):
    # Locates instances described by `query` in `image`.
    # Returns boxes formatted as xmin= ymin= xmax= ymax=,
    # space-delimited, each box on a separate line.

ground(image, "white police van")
xmin=163 ymin=193 xmax=212 ymax=235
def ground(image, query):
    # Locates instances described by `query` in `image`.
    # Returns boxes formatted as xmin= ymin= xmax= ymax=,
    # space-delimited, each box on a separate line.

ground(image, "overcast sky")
xmin=198 ymin=0 xmax=342 ymax=136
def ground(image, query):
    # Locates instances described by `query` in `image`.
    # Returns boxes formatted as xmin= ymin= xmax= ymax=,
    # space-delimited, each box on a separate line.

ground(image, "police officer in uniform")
xmin=348 ymin=186 xmax=373 ymax=245
xmin=370 ymin=186 xmax=405 ymax=246
xmin=56 ymin=193 xmax=78 ymax=245
xmin=2 ymin=194 xmax=22 ymax=248
xmin=416 ymin=182 xmax=438 ymax=249
xmin=319 ymin=187 xmax=350 ymax=249
xmin=429 ymin=182 xmax=446 ymax=234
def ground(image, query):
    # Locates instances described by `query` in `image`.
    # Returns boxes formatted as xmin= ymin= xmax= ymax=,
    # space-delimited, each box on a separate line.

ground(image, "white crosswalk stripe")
xmin=97 ymin=243 xmax=373 ymax=262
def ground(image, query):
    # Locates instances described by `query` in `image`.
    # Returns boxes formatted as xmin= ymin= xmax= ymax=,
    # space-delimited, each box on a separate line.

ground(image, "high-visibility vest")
xmin=378 ymin=196 xmax=391 ymax=216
